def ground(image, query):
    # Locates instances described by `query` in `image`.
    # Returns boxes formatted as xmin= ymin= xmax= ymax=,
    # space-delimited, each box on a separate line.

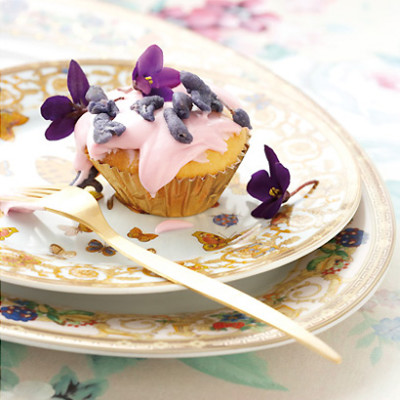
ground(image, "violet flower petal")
xmin=67 ymin=60 xmax=90 ymax=105
xmin=150 ymin=87 xmax=174 ymax=102
xmin=135 ymin=75 xmax=152 ymax=95
xmin=264 ymin=145 xmax=290 ymax=191
xmin=272 ymin=162 xmax=290 ymax=192
xmin=132 ymin=64 xmax=139 ymax=81
xmin=246 ymin=170 xmax=271 ymax=202
xmin=251 ymin=198 xmax=283 ymax=219
xmin=45 ymin=117 xmax=76 ymax=141
xmin=135 ymin=44 xmax=164 ymax=77
xmin=264 ymin=144 xmax=279 ymax=166
xmin=247 ymin=145 xmax=292 ymax=219
xmin=41 ymin=96 xmax=73 ymax=120
xmin=152 ymin=67 xmax=181 ymax=88
xmin=132 ymin=45 xmax=181 ymax=101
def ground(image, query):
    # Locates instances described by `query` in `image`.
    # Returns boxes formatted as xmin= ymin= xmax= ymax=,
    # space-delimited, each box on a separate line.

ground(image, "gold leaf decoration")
xmin=0 ymin=227 xmax=18 ymax=240
xmin=0 ymin=109 xmax=29 ymax=141
xmin=49 ymin=243 xmax=77 ymax=259
xmin=127 ymin=227 xmax=158 ymax=242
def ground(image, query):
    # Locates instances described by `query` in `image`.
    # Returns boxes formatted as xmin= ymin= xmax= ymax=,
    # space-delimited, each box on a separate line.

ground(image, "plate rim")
xmin=0 ymin=58 xmax=362 ymax=294
xmin=0 ymin=143 xmax=395 ymax=357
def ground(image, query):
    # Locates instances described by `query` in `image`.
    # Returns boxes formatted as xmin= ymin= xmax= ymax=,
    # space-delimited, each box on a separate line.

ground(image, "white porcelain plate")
xmin=0 ymin=58 xmax=361 ymax=294
xmin=0 ymin=140 xmax=394 ymax=357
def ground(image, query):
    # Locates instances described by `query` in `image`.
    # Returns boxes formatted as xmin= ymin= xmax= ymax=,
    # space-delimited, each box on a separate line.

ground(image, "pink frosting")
xmin=73 ymin=86 xmax=243 ymax=196
xmin=154 ymin=220 xmax=194 ymax=234
xmin=0 ymin=201 xmax=43 ymax=215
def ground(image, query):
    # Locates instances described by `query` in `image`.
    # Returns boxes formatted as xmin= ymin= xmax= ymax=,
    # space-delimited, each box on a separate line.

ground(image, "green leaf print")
xmin=51 ymin=366 xmax=108 ymax=399
xmin=0 ymin=342 xmax=28 ymax=368
xmin=51 ymin=366 xmax=79 ymax=396
xmin=306 ymin=256 xmax=327 ymax=271
xmin=348 ymin=320 xmax=371 ymax=336
xmin=46 ymin=312 xmax=63 ymax=324
xmin=0 ymin=342 xmax=28 ymax=391
xmin=335 ymin=250 xmax=349 ymax=259
xmin=180 ymin=353 xmax=287 ymax=391
xmin=68 ymin=379 xmax=108 ymax=400
xmin=320 ymin=247 xmax=334 ymax=254
xmin=370 ymin=346 xmax=383 ymax=365
xmin=59 ymin=310 xmax=95 ymax=316
xmin=356 ymin=332 xmax=376 ymax=348
xmin=0 ymin=368 xmax=19 ymax=391
xmin=88 ymin=355 xmax=142 ymax=378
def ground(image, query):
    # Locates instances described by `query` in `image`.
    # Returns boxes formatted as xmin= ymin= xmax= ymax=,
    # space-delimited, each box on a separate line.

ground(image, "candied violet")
xmin=211 ymin=98 xmax=223 ymax=113
xmin=232 ymin=108 xmax=252 ymax=129
xmin=86 ymin=85 xmax=107 ymax=102
xmin=164 ymin=108 xmax=193 ymax=144
xmin=88 ymin=100 xmax=119 ymax=118
xmin=85 ymin=85 xmax=126 ymax=143
xmin=179 ymin=71 xmax=251 ymax=129
xmin=180 ymin=71 xmax=218 ymax=112
xmin=93 ymin=113 xmax=125 ymax=144
xmin=87 ymin=86 xmax=119 ymax=118
xmin=131 ymin=95 xmax=164 ymax=121
xmin=172 ymin=92 xmax=193 ymax=119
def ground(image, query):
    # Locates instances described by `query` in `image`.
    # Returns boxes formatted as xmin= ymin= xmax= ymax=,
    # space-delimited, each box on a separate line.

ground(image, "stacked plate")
xmin=0 ymin=56 xmax=395 ymax=357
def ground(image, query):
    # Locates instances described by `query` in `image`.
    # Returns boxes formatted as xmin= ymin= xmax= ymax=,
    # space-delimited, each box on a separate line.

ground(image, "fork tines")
xmin=19 ymin=186 xmax=62 ymax=198
xmin=0 ymin=186 xmax=63 ymax=202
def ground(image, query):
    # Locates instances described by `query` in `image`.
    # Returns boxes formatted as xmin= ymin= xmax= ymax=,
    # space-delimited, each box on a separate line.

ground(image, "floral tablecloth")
xmin=1 ymin=0 xmax=399 ymax=399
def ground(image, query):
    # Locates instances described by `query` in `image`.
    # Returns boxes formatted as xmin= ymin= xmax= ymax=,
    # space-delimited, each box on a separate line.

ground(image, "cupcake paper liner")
xmin=90 ymin=145 xmax=248 ymax=217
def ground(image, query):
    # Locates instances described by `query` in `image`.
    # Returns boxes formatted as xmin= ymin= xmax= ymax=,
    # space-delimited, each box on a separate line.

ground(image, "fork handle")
xmin=95 ymin=225 xmax=341 ymax=363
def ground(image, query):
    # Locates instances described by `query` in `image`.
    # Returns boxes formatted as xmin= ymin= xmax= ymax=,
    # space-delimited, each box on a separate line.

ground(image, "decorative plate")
xmin=0 ymin=139 xmax=395 ymax=356
xmin=0 ymin=58 xmax=361 ymax=294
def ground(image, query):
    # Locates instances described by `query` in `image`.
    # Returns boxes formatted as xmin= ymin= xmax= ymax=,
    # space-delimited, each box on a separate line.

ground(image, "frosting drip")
xmin=74 ymin=86 xmax=243 ymax=196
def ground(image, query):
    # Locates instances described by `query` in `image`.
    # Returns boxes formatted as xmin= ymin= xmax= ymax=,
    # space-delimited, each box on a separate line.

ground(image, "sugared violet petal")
xmin=86 ymin=86 xmax=119 ymax=118
xmin=180 ymin=71 xmax=252 ymax=130
xmin=232 ymin=108 xmax=252 ymax=129
xmin=88 ymin=99 xmax=119 ymax=118
xmin=164 ymin=108 xmax=193 ymax=144
xmin=180 ymin=71 xmax=219 ymax=112
xmin=180 ymin=71 xmax=205 ymax=94
xmin=93 ymin=113 xmax=125 ymax=144
xmin=172 ymin=92 xmax=193 ymax=119
xmin=211 ymin=98 xmax=223 ymax=113
xmin=190 ymin=90 xmax=212 ymax=112
xmin=131 ymin=95 xmax=164 ymax=121
xmin=86 ymin=86 xmax=107 ymax=102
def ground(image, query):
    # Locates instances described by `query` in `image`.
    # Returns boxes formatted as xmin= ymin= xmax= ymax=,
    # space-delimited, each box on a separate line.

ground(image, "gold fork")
xmin=0 ymin=185 xmax=341 ymax=363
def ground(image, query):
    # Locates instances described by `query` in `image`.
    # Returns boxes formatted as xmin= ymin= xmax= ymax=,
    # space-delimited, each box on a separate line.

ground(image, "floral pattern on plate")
xmin=0 ymin=60 xmax=360 ymax=293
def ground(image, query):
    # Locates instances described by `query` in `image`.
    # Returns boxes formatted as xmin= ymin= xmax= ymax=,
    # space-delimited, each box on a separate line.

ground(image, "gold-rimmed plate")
xmin=0 ymin=140 xmax=395 ymax=356
xmin=0 ymin=58 xmax=361 ymax=294
xmin=0 ymin=57 xmax=361 ymax=294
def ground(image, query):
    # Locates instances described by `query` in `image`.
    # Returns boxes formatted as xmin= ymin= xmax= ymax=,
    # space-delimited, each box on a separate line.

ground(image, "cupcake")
xmin=41 ymin=45 xmax=252 ymax=217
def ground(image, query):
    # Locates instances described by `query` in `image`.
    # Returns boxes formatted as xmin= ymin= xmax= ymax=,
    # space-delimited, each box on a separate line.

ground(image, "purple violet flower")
xmin=247 ymin=145 xmax=291 ymax=219
xmin=41 ymin=60 xmax=90 ymax=140
xmin=132 ymin=44 xmax=180 ymax=101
